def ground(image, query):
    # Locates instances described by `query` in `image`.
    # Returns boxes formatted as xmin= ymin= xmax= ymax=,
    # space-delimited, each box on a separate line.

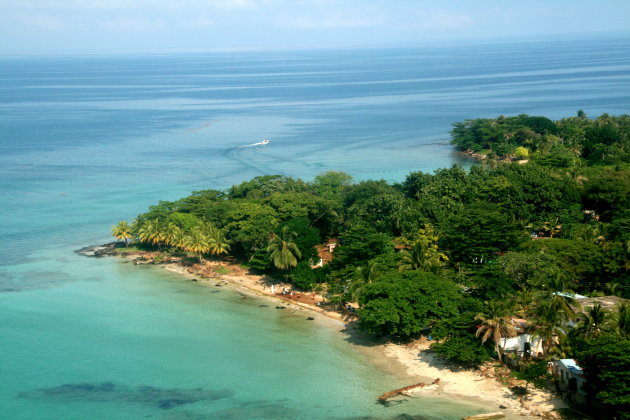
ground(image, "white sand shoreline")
xmin=124 ymin=255 xmax=566 ymax=419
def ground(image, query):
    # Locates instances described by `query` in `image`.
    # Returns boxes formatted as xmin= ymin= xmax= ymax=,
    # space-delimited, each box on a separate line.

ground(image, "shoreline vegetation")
xmin=98 ymin=111 xmax=628 ymax=420
xmin=78 ymin=242 xmax=563 ymax=418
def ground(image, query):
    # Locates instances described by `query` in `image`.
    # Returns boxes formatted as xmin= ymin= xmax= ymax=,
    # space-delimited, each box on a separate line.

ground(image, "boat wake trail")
xmin=222 ymin=142 xmax=272 ymax=176
xmin=238 ymin=139 xmax=270 ymax=148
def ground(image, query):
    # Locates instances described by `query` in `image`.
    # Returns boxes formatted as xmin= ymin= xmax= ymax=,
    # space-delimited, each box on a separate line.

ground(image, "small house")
xmin=552 ymin=359 xmax=586 ymax=404
xmin=499 ymin=334 xmax=544 ymax=358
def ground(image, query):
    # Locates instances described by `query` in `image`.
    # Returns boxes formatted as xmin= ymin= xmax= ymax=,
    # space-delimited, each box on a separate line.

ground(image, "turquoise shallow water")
xmin=2 ymin=37 xmax=630 ymax=419
xmin=0 ymin=247 xmax=489 ymax=419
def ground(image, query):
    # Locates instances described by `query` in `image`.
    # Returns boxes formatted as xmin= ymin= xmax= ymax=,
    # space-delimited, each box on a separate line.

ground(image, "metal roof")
xmin=559 ymin=359 xmax=583 ymax=373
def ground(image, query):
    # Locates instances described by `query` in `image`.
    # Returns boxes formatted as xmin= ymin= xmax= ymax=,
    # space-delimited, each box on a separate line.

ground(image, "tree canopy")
xmin=115 ymin=112 xmax=630 ymax=407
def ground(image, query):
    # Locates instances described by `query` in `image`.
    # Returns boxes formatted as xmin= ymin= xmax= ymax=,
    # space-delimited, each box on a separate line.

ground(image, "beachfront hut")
xmin=499 ymin=334 xmax=543 ymax=358
xmin=495 ymin=318 xmax=544 ymax=365
xmin=552 ymin=359 xmax=586 ymax=404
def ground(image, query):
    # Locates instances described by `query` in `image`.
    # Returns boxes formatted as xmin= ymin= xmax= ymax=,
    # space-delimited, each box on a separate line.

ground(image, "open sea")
xmin=1 ymin=37 xmax=630 ymax=419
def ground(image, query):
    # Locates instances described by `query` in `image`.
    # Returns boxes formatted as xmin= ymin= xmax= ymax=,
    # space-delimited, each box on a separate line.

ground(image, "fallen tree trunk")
xmin=462 ymin=412 xmax=505 ymax=420
xmin=378 ymin=378 xmax=440 ymax=402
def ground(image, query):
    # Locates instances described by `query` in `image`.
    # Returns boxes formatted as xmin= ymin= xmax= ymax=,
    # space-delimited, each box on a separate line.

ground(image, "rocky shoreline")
xmin=75 ymin=243 xmax=120 ymax=257
xmin=459 ymin=149 xmax=529 ymax=165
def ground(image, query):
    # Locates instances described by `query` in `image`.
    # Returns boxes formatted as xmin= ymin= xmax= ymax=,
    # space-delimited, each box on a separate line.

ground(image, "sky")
xmin=1 ymin=0 xmax=630 ymax=54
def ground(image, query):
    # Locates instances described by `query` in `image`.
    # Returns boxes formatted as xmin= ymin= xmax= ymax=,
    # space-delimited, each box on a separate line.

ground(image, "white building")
xmin=499 ymin=334 xmax=544 ymax=357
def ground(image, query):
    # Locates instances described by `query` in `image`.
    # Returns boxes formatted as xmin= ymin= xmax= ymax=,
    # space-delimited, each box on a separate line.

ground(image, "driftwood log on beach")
xmin=462 ymin=412 xmax=505 ymax=420
xmin=378 ymin=378 xmax=440 ymax=402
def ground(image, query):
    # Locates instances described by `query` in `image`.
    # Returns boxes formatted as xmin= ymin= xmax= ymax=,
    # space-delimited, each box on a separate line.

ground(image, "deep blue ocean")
xmin=1 ymin=37 xmax=630 ymax=419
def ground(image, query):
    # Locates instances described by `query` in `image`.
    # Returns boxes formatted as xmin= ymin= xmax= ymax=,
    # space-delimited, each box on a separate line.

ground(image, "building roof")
xmin=559 ymin=359 xmax=583 ymax=374
xmin=576 ymin=295 xmax=627 ymax=311
xmin=555 ymin=291 xmax=588 ymax=299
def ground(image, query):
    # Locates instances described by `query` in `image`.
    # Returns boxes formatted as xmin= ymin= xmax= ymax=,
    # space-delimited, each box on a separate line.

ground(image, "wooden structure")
xmin=463 ymin=413 xmax=505 ymax=420
xmin=378 ymin=378 xmax=440 ymax=402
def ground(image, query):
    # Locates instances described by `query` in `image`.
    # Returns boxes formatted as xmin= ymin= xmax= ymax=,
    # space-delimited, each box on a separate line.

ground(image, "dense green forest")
xmin=114 ymin=112 xmax=629 ymax=418
xmin=451 ymin=111 xmax=630 ymax=166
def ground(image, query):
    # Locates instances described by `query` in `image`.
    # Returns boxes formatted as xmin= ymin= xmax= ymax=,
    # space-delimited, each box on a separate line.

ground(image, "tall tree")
xmin=112 ymin=221 xmax=132 ymax=247
xmin=574 ymin=336 xmax=630 ymax=420
xmin=612 ymin=303 xmax=630 ymax=338
xmin=183 ymin=228 xmax=210 ymax=262
xmin=442 ymin=202 xmax=525 ymax=265
xmin=350 ymin=260 xmax=379 ymax=302
xmin=398 ymin=224 xmax=448 ymax=272
xmin=475 ymin=301 xmax=517 ymax=365
xmin=532 ymin=300 xmax=564 ymax=354
xmin=358 ymin=271 xmax=461 ymax=339
xmin=267 ymin=226 xmax=301 ymax=270
xmin=163 ymin=222 xmax=184 ymax=248
xmin=540 ymin=274 xmax=580 ymax=322
xmin=331 ymin=224 xmax=392 ymax=268
xmin=137 ymin=219 xmax=164 ymax=248
xmin=209 ymin=231 xmax=231 ymax=257
xmin=547 ymin=331 xmax=573 ymax=360
xmin=573 ymin=303 xmax=611 ymax=339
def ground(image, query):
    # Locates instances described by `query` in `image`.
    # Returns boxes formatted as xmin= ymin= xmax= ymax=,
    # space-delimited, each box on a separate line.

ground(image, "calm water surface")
xmin=1 ymin=37 xmax=630 ymax=419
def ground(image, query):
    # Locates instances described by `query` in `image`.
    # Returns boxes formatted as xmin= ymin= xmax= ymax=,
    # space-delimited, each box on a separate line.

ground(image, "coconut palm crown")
xmin=475 ymin=300 xmax=517 ymax=365
xmin=112 ymin=221 xmax=132 ymax=246
xmin=267 ymin=226 xmax=301 ymax=270
xmin=573 ymin=303 xmax=611 ymax=339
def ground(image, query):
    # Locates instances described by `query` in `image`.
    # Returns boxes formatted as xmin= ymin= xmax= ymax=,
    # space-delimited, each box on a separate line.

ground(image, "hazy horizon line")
xmin=1 ymin=30 xmax=629 ymax=58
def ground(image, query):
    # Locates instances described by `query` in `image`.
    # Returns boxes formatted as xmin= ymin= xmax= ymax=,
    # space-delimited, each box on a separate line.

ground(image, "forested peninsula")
xmin=111 ymin=112 xmax=629 ymax=419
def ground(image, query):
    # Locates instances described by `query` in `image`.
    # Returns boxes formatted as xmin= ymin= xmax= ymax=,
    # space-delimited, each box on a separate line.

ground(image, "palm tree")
xmin=350 ymin=260 xmax=378 ymax=302
xmin=398 ymin=225 xmax=448 ymax=273
xmin=200 ymin=221 xmax=219 ymax=239
xmin=398 ymin=245 xmax=425 ymax=271
xmin=515 ymin=289 xmax=537 ymax=318
xmin=611 ymin=302 xmax=630 ymax=338
xmin=137 ymin=219 xmax=159 ymax=246
xmin=531 ymin=300 xmax=564 ymax=354
xmin=573 ymin=303 xmax=610 ymax=339
xmin=547 ymin=330 xmax=573 ymax=359
xmin=112 ymin=221 xmax=132 ymax=247
xmin=163 ymin=222 xmax=183 ymax=248
xmin=209 ymin=232 xmax=231 ymax=257
xmin=475 ymin=301 xmax=517 ymax=365
xmin=152 ymin=221 xmax=167 ymax=250
xmin=183 ymin=228 xmax=209 ymax=262
xmin=137 ymin=219 xmax=167 ymax=250
xmin=172 ymin=226 xmax=187 ymax=251
xmin=267 ymin=226 xmax=301 ymax=270
xmin=540 ymin=274 xmax=580 ymax=323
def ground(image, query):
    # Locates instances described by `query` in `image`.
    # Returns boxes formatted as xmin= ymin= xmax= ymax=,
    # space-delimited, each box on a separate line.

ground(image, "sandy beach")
xmin=382 ymin=341 xmax=568 ymax=418
xmin=127 ymin=254 xmax=567 ymax=419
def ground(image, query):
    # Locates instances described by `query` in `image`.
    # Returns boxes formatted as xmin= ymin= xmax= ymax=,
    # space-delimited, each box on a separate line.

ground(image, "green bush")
xmin=248 ymin=248 xmax=272 ymax=272
xmin=431 ymin=335 xmax=491 ymax=368
xmin=289 ymin=261 xmax=326 ymax=290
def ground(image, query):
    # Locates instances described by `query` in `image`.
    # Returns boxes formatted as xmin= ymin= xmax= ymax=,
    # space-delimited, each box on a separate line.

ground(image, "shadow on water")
xmin=18 ymin=382 xmax=233 ymax=410
xmin=18 ymin=382 xmax=439 ymax=420
xmin=338 ymin=320 xmax=388 ymax=348
xmin=0 ymin=270 xmax=97 ymax=293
